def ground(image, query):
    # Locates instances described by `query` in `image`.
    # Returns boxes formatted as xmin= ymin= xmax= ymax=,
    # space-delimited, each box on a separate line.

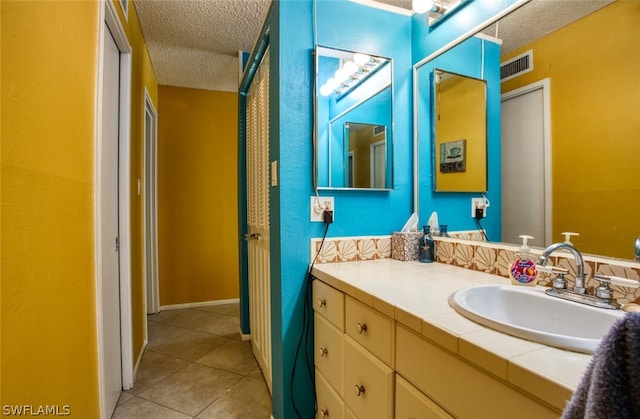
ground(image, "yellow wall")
xmin=158 ymin=86 xmax=239 ymax=306
xmin=501 ymin=1 xmax=640 ymax=259
xmin=435 ymin=75 xmax=487 ymax=191
xmin=2 ymin=1 xmax=101 ymax=415
xmin=1 ymin=0 xmax=157 ymax=414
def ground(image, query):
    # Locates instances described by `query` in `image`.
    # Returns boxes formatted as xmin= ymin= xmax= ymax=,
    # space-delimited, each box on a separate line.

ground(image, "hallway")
xmin=112 ymin=303 xmax=272 ymax=418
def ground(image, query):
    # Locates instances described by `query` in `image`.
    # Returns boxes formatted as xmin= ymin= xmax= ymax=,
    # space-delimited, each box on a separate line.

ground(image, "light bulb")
xmin=319 ymin=85 xmax=332 ymax=97
xmin=412 ymin=0 xmax=433 ymax=14
xmin=326 ymin=77 xmax=339 ymax=90
xmin=334 ymin=68 xmax=348 ymax=82
xmin=343 ymin=61 xmax=358 ymax=75
xmin=353 ymin=53 xmax=370 ymax=66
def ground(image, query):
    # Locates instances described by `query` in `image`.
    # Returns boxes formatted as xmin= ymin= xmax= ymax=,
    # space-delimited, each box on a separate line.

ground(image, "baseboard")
xmin=159 ymin=298 xmax=240 ymax=311
xmin=240 ymin=329 xmax=251 ymax=341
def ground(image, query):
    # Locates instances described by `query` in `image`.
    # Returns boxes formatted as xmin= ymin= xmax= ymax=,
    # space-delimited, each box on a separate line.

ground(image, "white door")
xmin=246 ymin=49 xmax=272 ymax=394
xmin=501 ymin=80 xmax=551 ymax=248
xmin=99 ymin=23 xmax=123 ymax=417
xmin=370 ymin=140 xmax=386 ymax=188
xmin=144 ymin=93 xmax=160 ymax=314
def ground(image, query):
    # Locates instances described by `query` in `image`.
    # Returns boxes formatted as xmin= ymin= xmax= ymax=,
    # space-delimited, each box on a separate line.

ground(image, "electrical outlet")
xmin=471 ymin=198 xmax=486 ymax=218
xmin=310 ymin=196 xmax=334 ymax=222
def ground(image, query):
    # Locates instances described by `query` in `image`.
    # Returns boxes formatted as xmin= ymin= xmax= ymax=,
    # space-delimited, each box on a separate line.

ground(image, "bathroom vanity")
xmin=311 ymin=259 xmax=592 ymax=418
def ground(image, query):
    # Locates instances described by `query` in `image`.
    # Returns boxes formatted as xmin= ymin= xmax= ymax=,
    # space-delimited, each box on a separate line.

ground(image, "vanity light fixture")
xmin=319 ymin=53 xmax=381 ymax=97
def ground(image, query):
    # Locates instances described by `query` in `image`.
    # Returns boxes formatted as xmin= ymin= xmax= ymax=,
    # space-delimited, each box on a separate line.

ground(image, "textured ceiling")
xmin=134 ymin=0 xmax=271 ymax=92
xmin=134 ymin=0 xmax=613 ymax=92
xmin=478 ymin=0 xmax=613 ymax=55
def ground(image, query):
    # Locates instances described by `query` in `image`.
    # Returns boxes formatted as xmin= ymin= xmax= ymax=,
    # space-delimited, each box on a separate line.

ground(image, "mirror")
xmin=432 ymin=69 xmax=487 ymax=192
xmin=489 ymin=0 xmax=638 ymax=260
xmin=315 ymin=46 xmax=393 ymax=190
xmin=417 ymin=0 xmax=638 ymax=260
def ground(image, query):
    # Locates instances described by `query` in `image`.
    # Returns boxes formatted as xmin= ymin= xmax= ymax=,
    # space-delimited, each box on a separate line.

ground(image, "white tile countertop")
xmin=311 ymin=259 xmax=593 ymax=412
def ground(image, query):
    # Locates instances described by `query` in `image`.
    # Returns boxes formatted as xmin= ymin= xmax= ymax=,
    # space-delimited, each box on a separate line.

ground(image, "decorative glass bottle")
xmin=419 ymin=225 xmax=435 ymax=263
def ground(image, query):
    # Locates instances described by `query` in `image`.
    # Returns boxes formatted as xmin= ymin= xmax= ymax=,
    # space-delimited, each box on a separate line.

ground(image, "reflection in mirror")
xmin=315 ymin=46 xmax=393 ymax=190
xmin=485 ymin=0 xmax=639 ymax=259
xmin=433 ymin=69 xmax=487 ymax=192
xmin=344 ymin=123 xmax=388 ymax=188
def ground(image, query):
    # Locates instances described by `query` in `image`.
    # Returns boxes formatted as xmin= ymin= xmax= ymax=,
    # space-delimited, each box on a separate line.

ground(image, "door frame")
xmin=96 ymin=0 xmax=134 ymax=407
xmin=143 ymin=88 xmax=160 ymax=314
xmin=501 ymin=78 xmax=552 ymax=245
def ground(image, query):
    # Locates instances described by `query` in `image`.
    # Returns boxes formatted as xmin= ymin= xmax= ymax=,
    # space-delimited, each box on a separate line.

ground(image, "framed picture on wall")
xmin=440 ymin=139 xmax=466 ymax=173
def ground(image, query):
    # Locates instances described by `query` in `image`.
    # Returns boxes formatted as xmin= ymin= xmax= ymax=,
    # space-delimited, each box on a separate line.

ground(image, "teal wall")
xmin=416 ymin=36 xmax=503 ymax=239
xmin=239 ymin=0 xmax=526 ymax=417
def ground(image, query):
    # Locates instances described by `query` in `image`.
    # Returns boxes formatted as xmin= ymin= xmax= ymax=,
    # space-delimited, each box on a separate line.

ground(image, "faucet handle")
xmin=593 ymin=274 xmax=640 ymax=289
xmin=536 ymin=265 xmax=569 ymax=275
xmin=537 ymin=265 xmax=569 ymax=289
xmin=593 ymin=275 xmax=614 ymax=300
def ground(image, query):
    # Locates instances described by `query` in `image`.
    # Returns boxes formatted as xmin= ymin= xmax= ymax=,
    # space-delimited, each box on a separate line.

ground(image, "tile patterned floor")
xmin=112 ymin=303 xmax=272 ymax=418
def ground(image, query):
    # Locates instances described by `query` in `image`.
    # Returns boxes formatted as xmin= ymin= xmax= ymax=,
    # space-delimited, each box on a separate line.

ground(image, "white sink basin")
xmin=448 ymin=285 xmax=625 ymax=354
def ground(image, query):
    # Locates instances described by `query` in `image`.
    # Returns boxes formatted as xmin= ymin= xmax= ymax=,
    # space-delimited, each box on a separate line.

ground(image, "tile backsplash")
xmin=311 ymin=234 xmax=640 ymax=305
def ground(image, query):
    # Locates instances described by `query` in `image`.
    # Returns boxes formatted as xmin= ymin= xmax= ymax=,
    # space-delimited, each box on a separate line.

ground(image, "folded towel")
xmin=562 ymin=312 xmax=640 ymax=419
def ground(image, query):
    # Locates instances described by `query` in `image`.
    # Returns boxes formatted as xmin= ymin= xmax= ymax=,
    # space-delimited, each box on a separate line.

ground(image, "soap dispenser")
xmin=418 ymin=225 xmax=435 ymax=263
xmin=510 ymin=235 xmax=538 ymax=286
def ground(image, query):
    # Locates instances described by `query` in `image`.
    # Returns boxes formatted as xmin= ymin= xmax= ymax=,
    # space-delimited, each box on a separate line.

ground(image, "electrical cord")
xmin=291 ymin=221 xmax=330 ymax=419
xmin=475 ymin=217 xmax=489 ymax=241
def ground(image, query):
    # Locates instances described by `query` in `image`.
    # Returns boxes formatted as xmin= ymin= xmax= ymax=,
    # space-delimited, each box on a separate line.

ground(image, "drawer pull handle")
xmin=319 ymin=347 xmax=328 ymax=357
xmin=356 ymin=322 xmax=367 ymax=334
xmin=354 ymin=384 xmax=366 ymax=397
xmin=318 ymin=298 xmax=327 ymax=308
xmin=320 ymin=409 xmax=329 ymax=418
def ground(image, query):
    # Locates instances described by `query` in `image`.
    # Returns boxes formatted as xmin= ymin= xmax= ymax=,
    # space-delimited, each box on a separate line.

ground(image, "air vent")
xmin=373 ymin=125 xmax=386 ymax=136
xmin=500 ymin=50 xmax=533 ymax=82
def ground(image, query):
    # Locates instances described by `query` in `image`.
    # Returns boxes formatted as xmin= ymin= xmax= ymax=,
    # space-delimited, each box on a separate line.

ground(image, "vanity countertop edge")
xmin=311 ymin=258 xmax=592 ymax=412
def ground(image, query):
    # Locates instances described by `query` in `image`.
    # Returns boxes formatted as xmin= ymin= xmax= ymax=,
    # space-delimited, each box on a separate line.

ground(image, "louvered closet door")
xmin=246 ymin=48 xmax=272 ymax=394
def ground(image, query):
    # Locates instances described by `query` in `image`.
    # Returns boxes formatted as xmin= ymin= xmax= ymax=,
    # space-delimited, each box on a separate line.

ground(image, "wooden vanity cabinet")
xmin=396 ymin=324 xmax=557 ymax=418
xmin=313 ymin=280 xmax=395 ymax=419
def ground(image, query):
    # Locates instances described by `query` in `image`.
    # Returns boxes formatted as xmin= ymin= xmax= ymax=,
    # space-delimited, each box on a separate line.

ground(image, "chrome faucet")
xmin=537 ymin=242 xmax=587 ymax=293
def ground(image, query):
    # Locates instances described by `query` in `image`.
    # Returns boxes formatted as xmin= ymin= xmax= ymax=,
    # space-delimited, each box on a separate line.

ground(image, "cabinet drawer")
xmin=314 ymin=312 xmax=344 ymax=396
xmin=316 ymin=368 xmax=345 ymax=419
xmin=396 ymin=375 xmax=453 ymax=419
xmin=396 ymin=324 xmax=557 ymax=419
xmin=343 ymin=336 xmax=394 ymax=419
xmin=345 ymin=296 xmax=395 ymax=367
xmin=313 ymin=280 xmax=345 ymax=331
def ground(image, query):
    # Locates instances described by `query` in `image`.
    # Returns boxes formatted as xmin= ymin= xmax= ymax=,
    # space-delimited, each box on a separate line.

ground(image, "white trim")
xmin=119 ymin=0 xmax=129 ymax=22
xmin=501 ymin=78 xmax=552 ymax=245
xmin=159 ymin=298 xmax=241 ymax=311
xmin=143 ymin=88 xmax=160 ymax=315
xmin=240 ymin=332 xmax=252 ymax=341
xmin=95 ymin=8 xmax=106 ymax=417
xmin=97 ymin=1 xmax=134 ymax=412
xmin=473 ymin=32 xmax=502 ymax=45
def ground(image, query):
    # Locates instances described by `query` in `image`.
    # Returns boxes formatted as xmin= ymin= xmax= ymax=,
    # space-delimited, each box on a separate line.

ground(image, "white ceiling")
xmin=134 ymin=0 xmax=613 ymax=92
